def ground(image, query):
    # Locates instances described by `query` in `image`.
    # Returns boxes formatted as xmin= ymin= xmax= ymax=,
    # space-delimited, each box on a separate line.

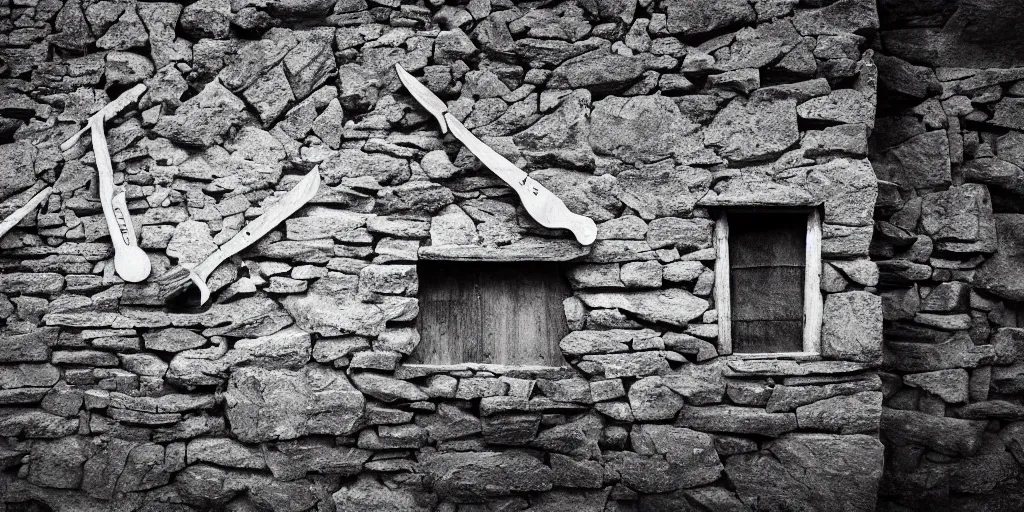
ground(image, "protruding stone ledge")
xmin=419 ymin=238 xmax=591 ymax=261
xmin=394 ymin=363 xmax=574 ymax=380
xmin=724 ymin=359 xmax=876 ymax=377
xmin=698 ymin=187 xmax=818 ymax=208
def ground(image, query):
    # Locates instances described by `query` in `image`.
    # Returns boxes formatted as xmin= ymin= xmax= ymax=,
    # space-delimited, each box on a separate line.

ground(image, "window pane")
xmin=413 ymin=262 xmax=569 ymax=365
xmin=729 ymin=212 xmax=805 ymax=268
xmin=729 ymin=212 xmax=806 ymax=353
xmin=731 ymin=267 xmax=805 ymax=321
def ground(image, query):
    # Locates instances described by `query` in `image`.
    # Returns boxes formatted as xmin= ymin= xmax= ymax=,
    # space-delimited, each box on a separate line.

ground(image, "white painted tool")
xmin=155 ymin=168 xmax=321 ymax=305
xmin=395 ymin=64 xmax=597 ymax=246
xmin=61 ymin=84 xmax=151 ymax=282
xmin=0 ymin=187 xmax=53 ymax=240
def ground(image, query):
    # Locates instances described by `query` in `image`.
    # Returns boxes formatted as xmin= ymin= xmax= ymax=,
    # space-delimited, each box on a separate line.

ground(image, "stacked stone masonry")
xmin=0 ymin=0 xmax=1016 ymax=510
xmin=872 ymin=0 xmax=1024 ymax=510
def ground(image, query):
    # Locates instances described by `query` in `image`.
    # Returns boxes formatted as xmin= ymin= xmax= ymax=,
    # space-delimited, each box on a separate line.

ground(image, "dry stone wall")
xmin=871 ymin=1 xmax=1024 ymax=510
xmin=1 ymin=0 xmax=890 ymax=510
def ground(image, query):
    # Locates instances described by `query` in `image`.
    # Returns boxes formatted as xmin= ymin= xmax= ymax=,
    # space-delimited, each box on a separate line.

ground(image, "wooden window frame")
xmin=714 ymin=208 xmax=823 ymax=358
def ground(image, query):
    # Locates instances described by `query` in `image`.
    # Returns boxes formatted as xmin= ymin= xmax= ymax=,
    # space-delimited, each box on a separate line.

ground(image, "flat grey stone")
xmin=977 ymin=214 xmax=1024 ymax=301
xmin=726 ymin=433 xmax=883 ymax=512
xmin=225 ymin=365 xmax=365 ymax=442
xmin=821 ymin=291 xmax=883 ymax=363
xmin=705 ymin=98 xmax=799 ymax=163
xmin=676 ymin=405 xmax=798 ymax=436
xmin=577 ymin=288 xmax=708 ymax=327
xmin=881 ymin=407 xmax=986 ymax=456
xmin=427 ymin=451 xmax=553 ymax=502
xmin=795 ymin=391 xmax=882 ymax=433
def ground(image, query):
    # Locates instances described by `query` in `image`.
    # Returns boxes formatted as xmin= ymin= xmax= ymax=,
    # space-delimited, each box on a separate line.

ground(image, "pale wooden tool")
xmin=61 ymin=84 xmax=151 ymax=282
xmin=154 ymin=168 xmax=322 ymax=305
xmin=0 ymin=187 xmax=53 ymax=240
xmin=395 ymin=64 xmax=597 ymax=246
xmin=60 ymin=84 xmax=148 ymax=152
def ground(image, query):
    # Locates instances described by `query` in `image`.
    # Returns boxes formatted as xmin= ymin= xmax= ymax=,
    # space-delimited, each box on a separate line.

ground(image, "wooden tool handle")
xmin=60 ymin=84 xmax=148 ymax=152
xmin=0 ymin=187 xmax=53 ymax=240
xmin=91 ymin=120 xmax=151 ymax=282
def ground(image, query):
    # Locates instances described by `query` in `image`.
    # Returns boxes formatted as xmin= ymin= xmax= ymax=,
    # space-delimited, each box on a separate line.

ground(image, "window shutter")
xmin=413 ymin=262 xmax=569 ymax=366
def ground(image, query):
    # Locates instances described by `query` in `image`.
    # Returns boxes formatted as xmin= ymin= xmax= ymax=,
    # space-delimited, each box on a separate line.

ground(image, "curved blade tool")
xmin=155 ymin=168 xmax=322 ymax=305
xmin=395 ymin=64 xmax=597 ymax=245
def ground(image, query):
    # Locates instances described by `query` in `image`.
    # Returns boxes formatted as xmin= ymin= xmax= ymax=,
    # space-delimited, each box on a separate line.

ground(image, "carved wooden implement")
xmin=60 ymin=84 xmax=148 ymax=152
xmin=155 ymin=168 xmax=322 ymax=305
xmin=61 ymin=84 xmax=150 ymax=282
xmin=0 ymin=187 xmax=53 ymax=240
xmin=395 ymin=64 xmax=597 ymax=246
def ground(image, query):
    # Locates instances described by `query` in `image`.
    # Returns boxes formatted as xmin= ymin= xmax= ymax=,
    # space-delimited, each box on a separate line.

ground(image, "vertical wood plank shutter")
xmin=413 ymin=262 xmax=569 ymax=366
xmin=729 ymin=212 xmax=806 ymax=353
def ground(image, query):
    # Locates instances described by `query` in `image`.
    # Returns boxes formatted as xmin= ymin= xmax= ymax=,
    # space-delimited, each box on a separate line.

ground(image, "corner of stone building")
xmin=869 ymin=0 xmax=1024 ymax=509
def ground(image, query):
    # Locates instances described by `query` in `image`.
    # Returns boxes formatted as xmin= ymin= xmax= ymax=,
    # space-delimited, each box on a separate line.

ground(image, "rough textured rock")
xmin=976 ymin=214 xmax=1024 ymax=301
xmin=884 ymin=332 xmax=994 ymax=372
xmin=513 ymin=90 xmax=596 ymax=170
xmin=726 ymin=434 xmax=884 ymax=512
xmin=664 ymin=0 xmax=755 ymax=35
xmin=143 ymin=328 xmax=207 ymax=353
xmin=351 ymin=372 xmax=429 ymax=402
xmin=151 ymin=80 xmax=246 ymax=147
xmin=225 ymin=365 xmax=365 ymax=442
xmin=333 ymin=475 xmax=431 ymax=512
xmin=590 ymin=95 xmax=702 ymax=164
xmin=0 ymin=143 xmax=39 ymax=201
xmin=767 ymin=376 xmax=881 ymax=413
xmin=904 ymin=369 xmax=969 ymax=403
xmin=795 ymin=391 xmax=882 ymax=433
xmin=616 ymin=163 xmax=712 ymax=219
xmin=797 ymin=89 xmax=875 ymax=126
xmin=180 ymin=0 xmax=230 ymax=39
xmin=661 ymin=362 xmax=726 ymax=405
xmin=282 ymin=287 xmax=386 ymax=337
xmin=427 ymin=451 xmax=553 ymax=502
xmin=577 ymin=289 xmax=708 ymax=326
xmin=881 ymin=408 xmax=986 ymax=456
xmin=705 ymin=98 xmax=799 ymax=162
xmin=629 ymin=376 xmax=685 ymax=420
xmin=676 ymin=405 xmax=798 ymax=436
xmin=821 ymin=291 xmax=883 ymax=363
xmin=807 ymin=158 xmax=878 ymax=227
xmin=920 ymin=184 xmax=996 ymax=253
xmin=875 ymin=131 xmax=952 ymax=189
xmin=630 ymin=424 xmax=723 ymax=487
xmin=549 ymin=52 xmax=645 ymax=94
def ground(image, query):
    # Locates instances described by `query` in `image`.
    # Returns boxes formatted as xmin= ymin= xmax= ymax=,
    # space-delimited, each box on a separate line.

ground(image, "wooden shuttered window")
xmin=411 ymin=261 xmax=570 ymax=366
xmin=728 ymin=212 xmax=807 ymax=353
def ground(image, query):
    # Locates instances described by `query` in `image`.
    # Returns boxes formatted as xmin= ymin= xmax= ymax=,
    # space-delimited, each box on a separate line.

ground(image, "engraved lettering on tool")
xmin=113 ymin=207 xmax=131 ymax=244
xmin=518 ymin=176 xmax=540 ymax=196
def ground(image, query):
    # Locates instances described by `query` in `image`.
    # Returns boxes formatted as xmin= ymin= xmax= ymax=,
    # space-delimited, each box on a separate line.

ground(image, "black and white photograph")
xmin=1 ymin=0 xmax=1023 ymax=509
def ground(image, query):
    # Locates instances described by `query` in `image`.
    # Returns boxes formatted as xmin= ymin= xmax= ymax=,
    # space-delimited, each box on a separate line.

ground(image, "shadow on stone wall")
xmin=871 ymin=1 xmax=1024 ymax=510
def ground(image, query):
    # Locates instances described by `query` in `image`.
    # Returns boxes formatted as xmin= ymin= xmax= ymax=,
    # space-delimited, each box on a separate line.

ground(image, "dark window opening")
xmin=729 ymin=212 xmax=807 ymax=353
xmin=411 ymin=261 xmax=570 ymax=366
